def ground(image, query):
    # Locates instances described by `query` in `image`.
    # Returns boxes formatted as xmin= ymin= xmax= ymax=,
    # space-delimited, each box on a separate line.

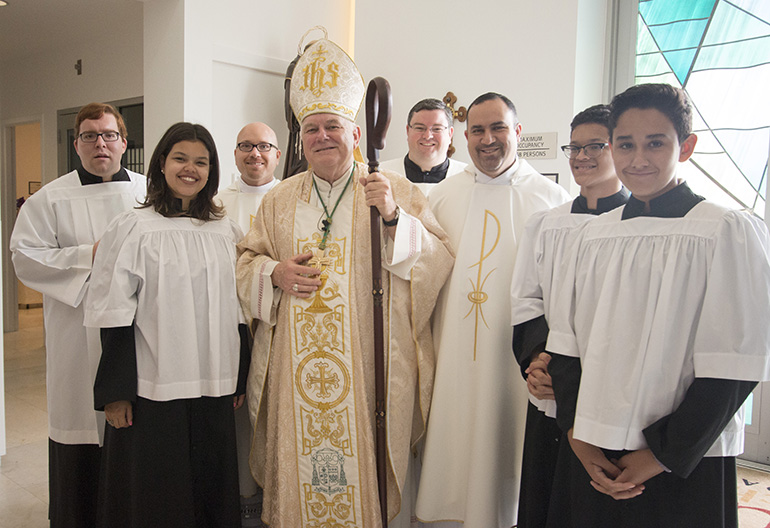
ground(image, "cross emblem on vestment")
xmin=306 ymin=361 xmax=340 ymax=399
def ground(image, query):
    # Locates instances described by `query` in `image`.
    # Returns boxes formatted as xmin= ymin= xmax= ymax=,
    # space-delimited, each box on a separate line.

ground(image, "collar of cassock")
xmin=237 ymin=177 xmax=277 ymax=194
xmin=622 ymin=181 xmax=705 ymax=220
xmin=403 ymin=155 xmax=450 ymax=184
xmin=572 ymin=187 xmax=630 ymax=215
xmin=77 ymin=166 xmax=130 ymax=185
xmin=473 ymin=156 xmax=521 ymax=185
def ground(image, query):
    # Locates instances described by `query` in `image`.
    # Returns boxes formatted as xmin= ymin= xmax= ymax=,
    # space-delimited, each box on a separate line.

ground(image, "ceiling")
xmin=0 ymin=0 xmax=142 ymax=64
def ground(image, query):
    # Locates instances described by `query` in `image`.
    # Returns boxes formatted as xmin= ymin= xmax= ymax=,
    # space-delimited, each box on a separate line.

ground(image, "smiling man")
xmin=10 ymin=102 xmax=146 ymax=528
xmin=235 ymin=36 xmax=453 ymax=528
xmin=216 ymin=121 xmax=281 ymax=527
xmin=418 ymin=92 xmax=569 ymax=528
xmin=380 ymin=98 xmax=466 ymax=196
xmin=217 ymin=122 xmax=282 ymax=235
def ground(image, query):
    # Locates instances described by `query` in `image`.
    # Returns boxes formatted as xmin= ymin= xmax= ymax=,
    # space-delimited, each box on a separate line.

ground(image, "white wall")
xmin=355 ymin=0 xmax=611 ymax=194
xmin=142 ymin=0 xmax=354 ymax=187
xmin=0 ymin=5 xmax=144 ymax=185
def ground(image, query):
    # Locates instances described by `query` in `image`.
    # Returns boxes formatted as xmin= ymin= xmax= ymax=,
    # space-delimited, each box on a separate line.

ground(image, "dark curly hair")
xmin=140 ymin=122 xmax=224 ymax=221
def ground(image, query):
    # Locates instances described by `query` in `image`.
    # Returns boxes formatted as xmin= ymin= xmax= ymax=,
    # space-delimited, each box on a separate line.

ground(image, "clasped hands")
xmin=568 ymin=429 xmax=664 ymax=500
xmin=525 ymin=352 xmax=555 ymax=400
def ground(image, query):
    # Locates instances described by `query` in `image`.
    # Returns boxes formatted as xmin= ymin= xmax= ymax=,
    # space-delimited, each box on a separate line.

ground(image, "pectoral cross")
xmin=308 ymin=249 xmax=335 ymax=273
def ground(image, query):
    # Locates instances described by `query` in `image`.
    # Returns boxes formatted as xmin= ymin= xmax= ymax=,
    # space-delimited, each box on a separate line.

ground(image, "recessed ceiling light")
xmin=0 ymin=1 xmax=8 ymax=7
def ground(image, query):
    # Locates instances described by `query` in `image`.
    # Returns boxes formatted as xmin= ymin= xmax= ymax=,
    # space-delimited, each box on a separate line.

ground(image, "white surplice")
xmin=215 ymin=177 xmax=279 ymax=234
xmin=418 ymin=160 xmax=569 ymax=527
xmin=509 ymin=201 xmax=592 ymax=418
xmin=10 ymin=170 xmax=146 ymax=445
xmin=83 ymin=208 xmax=244 ymax=401
xmin=546 ymin=202 xmax=770 ymax=455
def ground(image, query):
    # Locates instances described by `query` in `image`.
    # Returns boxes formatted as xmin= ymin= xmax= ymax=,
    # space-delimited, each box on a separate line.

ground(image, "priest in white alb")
xmin=235 ymin=32 xmax=454 ymax=528
xmin=418 ymin=92 xmax=569 ymax=528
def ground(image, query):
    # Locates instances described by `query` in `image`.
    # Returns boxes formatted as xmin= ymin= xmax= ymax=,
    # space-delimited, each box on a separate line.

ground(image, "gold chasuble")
xmin=236 ymin=163 xmax=453 ymax=527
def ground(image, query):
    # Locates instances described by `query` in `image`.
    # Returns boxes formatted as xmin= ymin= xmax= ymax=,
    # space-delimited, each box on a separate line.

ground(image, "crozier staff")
xmin=236 ymin=31 xmax=454 ymax=528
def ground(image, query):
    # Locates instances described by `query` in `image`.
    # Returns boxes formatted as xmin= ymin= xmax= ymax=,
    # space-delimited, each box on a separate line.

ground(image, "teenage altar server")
xmin=10 ymin=103 xmax=145 ymax=528
xmin=418 ymin=92 xmax=569 ymax=528
xmin=84 ymin=122 xmax=248 ymax=528
xmin=546 ymin=83 xmax=770 ymax=527
xmin=510 ymin=104 xmax=628 ymax=527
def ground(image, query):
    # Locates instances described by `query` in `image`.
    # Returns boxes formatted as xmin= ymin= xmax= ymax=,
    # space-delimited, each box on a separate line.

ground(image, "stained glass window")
xmin=635 ymin=0 xmax=769 ymax=217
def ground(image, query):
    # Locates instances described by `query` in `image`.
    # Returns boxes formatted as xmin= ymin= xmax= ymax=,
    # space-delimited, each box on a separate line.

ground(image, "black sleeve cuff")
xmin=94 ymin=325 xmax=137 ymax=411
xmin=512 ymin=315 xmax=549 ymax=378
xmin=548 ymin=352 xmax=582 ymax=433
xmin=236 ymin=323 xmax=252 ymax=396
xmin=643 ymin=378 xmax=756 ymax=478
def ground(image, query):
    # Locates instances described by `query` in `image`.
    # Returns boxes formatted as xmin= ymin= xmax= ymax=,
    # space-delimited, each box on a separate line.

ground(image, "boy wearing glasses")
xmin=217 ymin=122 xmax=282 ymax=234
xmin=546 ymin=84 xmax=770 ymax=527
xmin=10 ymin=102 xmax=145 ymax=528
xmin=380 ymin=98 xmax=466 ymax=196
xmin=510 ymin=104 xmax=628 ymax=527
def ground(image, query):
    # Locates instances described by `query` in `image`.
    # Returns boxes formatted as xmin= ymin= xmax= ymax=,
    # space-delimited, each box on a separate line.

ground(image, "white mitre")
xmin=289 ymin=28 xmax=365 ymax=123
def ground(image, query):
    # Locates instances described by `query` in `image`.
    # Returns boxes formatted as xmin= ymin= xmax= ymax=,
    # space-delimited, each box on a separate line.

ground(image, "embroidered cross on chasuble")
xmin=289 ymin=197 xmax=365 ymax=526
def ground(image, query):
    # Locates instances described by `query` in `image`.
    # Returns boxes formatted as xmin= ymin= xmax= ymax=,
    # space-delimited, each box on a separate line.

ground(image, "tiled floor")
xmin=2 ymin=307 xmax=769 ymax=528
xmin=1 ymin=307 xmax=49 ymax=528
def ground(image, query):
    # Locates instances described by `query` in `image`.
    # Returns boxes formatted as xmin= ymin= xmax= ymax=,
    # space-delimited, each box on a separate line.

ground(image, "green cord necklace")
xmin=312 ymin=164 xmax=356 ymax=251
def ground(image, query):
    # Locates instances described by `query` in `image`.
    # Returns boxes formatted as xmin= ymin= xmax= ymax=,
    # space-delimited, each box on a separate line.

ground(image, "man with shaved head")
xmin=218 ymin=122 xmax=282 ymax=235
xmin=217 ymin=122 xmax=281 ymax=527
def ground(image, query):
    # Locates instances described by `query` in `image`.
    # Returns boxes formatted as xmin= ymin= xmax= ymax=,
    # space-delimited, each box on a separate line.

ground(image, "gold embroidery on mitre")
xmin=298 ymin=44 xmax=340 ymax=97
xmin=289 ymin=34 xmax=365 ymax=123
xmin=465 ymin=209 xmax=500 ymax=361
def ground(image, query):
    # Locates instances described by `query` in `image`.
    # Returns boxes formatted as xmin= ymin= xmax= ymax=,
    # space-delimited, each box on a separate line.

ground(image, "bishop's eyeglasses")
xmin=237 ymin=142 xmax=278 ymax=153
xmin=561 ymin=142 xmax=608 ymax=159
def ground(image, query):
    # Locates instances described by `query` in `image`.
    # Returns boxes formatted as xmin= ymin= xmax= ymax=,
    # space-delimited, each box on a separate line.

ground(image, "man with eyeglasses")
xmin=510 ymin=104 xmax=628 ymax=527
xmin=380 ymin=98 xmax=466 ymax=196
xmin=215 ymin=122 xmax=281 ymax=528
xmin=236 ymin=35 xmax=453 ymax=527
xmin=10 ymin=102 xmax=145 ymax=528
xmin=417 ymin=92 xmax=569 ymax=528
xmin=217 ymin=122 xmax=282 ymax=236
